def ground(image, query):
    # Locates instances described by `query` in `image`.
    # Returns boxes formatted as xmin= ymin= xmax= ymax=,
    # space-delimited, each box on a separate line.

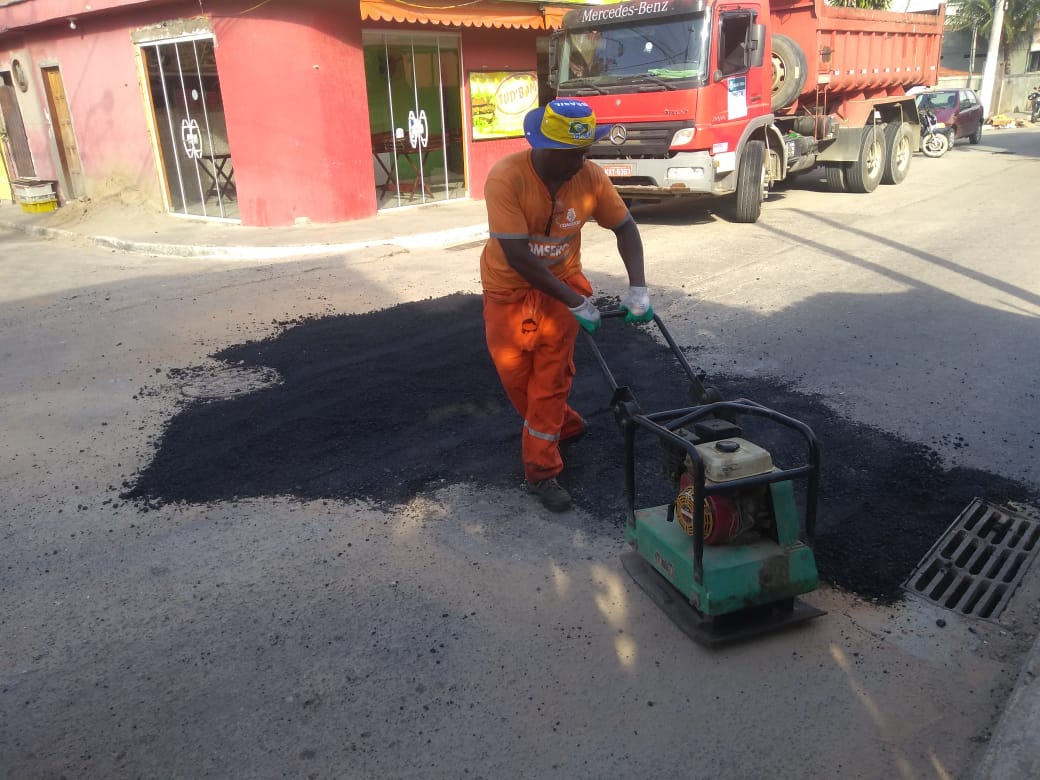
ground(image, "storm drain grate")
xmin=445 ymin=240 xmax=487 ymax=252
xmin=903 ymin=498 xmax=1040 ymax=620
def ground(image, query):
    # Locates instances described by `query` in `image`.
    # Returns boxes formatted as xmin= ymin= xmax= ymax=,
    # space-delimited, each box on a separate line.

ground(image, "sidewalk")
xmin=971 ymin=642 xmax=1040 ymax=779
xmin=0 ymin=195 xmax=491 ymax=259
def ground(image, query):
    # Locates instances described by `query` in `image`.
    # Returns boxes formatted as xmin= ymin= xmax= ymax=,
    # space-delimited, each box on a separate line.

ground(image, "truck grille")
xmin=587 ymin=121 xmax=692 ymax=159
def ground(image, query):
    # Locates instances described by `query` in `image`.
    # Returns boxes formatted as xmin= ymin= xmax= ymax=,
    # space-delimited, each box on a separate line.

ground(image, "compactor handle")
xmin=584 ymin=308 xmax=718 ymax=405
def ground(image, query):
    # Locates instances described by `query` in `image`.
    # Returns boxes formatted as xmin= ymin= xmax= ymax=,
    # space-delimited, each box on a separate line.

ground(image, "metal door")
xmin=140 ymin=37 xmax=238 ymax=220
xmin=41 ymin=67 xmax=85 ymax=199
xmin=0 ymin=80 xmax=35 ymax=178
xmin=365 ymin=33 xmax=464 ymax=209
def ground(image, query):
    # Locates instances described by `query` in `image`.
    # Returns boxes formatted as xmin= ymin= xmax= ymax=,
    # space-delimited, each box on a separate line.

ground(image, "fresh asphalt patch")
xmin=122 ymin=293 xmax=1039 ymax=604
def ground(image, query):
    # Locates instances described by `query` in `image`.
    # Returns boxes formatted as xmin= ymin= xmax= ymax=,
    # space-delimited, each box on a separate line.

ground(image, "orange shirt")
xmin=480 ymin=150 xmax=630 ymax=297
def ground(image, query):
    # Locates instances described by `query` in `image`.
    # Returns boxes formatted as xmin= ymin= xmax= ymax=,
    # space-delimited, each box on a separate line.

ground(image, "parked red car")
xmin=914 ymin=88 xmax=985 ymax=146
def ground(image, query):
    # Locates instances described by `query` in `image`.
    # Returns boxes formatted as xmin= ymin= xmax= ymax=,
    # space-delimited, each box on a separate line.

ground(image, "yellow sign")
xmin=469 ymin=71 xmax=538 ymax=141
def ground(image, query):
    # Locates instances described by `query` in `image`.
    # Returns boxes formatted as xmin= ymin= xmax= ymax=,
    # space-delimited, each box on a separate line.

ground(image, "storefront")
xmin=0 ymin=0 xmax=573 ymax=227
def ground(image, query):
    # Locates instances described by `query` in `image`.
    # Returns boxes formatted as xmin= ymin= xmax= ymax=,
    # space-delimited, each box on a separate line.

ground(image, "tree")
xmin=947 ymin=0 xmax=1040 ymax=69
xmin=828 ymin=0 xmax=893 ymax=7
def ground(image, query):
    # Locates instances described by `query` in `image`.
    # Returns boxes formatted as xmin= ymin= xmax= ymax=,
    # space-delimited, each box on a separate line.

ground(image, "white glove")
xmin=568 ymin=296 xmax=602 ymax=333
xmin=620 ymin=286 xmax=653 ymax=322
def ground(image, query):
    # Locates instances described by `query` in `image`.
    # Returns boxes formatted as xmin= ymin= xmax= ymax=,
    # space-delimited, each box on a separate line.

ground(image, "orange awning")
xmin=360 ymin=0 xmax=571 ymax=30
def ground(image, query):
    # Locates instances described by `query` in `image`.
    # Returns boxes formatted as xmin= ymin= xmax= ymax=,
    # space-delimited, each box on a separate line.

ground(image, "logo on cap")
xmin=567 ymin=120 xmax=593 ymax=141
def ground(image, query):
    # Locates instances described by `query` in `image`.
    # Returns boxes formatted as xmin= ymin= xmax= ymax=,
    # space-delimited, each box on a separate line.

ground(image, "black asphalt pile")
xmin=124 ymin=293 xmax=1037 ymax=603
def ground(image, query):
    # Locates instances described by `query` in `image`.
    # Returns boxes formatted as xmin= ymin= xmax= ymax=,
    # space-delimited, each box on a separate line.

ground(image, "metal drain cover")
xmin=904 ymin=498 xmax=1040 ymax=620
xmin=171 ymin=363 xmax=281 ymax=401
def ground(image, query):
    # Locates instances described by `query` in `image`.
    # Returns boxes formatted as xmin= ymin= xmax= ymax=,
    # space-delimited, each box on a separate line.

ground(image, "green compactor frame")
xmin=582 ymin=310 xmax=825 ymax=646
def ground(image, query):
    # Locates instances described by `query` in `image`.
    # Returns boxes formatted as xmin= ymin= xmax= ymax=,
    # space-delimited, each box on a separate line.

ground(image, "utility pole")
xmin=969 ymin=22 xmax=979 ymax=88
xmin=978 ymin=0 xmax=1006 ymax=117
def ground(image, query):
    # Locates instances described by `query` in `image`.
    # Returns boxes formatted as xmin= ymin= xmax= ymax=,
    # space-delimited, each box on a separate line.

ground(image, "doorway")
xmin=363 ymin=32 xmax=465 ymax=209
xmin=140 ymin=36 xmax=238 ymax=220
xmin=0 ymin=71 xmax=35 ymax=180
xmin=41 ymin=66 xmax=85 ymax=199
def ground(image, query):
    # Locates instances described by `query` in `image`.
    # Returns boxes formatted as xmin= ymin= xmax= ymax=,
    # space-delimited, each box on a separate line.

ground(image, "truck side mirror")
xmin=748 ymin=24 xmax=766 ymax=68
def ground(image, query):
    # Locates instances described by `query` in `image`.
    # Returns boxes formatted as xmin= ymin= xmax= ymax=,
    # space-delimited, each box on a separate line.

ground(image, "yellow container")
xmin=20 ymin=198 xmax=58 ymax=213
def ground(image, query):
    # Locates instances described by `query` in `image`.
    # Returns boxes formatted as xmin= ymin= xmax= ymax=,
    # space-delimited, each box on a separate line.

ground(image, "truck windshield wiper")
xmin=630 ymin=73 xmax=678 ymax=91
xmin=559 ymin=77 xmax=608 ymax=95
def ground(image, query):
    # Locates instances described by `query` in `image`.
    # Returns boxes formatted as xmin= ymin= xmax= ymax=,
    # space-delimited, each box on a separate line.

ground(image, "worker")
xmin=479 ymin=97 xmax=652 ymax=513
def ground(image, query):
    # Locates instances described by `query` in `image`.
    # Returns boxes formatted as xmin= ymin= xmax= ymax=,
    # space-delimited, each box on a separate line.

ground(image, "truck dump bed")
xmin=770 ymin=0 xmax=945 ymax=108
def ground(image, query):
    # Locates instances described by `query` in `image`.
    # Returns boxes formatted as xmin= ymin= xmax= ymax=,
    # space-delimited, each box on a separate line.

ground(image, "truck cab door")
xmin=705 ymin=9 xmax=767 ymax=153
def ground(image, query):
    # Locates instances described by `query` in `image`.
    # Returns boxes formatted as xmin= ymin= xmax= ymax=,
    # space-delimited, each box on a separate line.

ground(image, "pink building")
xmin=0 ymin=0 xmax=569 ymax=226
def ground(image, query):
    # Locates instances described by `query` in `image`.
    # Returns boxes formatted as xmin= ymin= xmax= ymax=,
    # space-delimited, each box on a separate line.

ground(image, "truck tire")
xmin=845 ymin=126 xmax=886 ymax=193
xmin=824 ymin=164 xmax=846 ymax=193
xmin=771 ymin=34 xmax=807 ymax=112
xmin=881 ymin=122 xmax=914 ymax=185
xmin=729 ymin=140 xmax=767 ymax=223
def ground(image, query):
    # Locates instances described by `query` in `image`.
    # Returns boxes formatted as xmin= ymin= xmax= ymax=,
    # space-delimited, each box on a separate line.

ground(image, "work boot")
xmin=526 ymin=477 xmax=573 ymax=513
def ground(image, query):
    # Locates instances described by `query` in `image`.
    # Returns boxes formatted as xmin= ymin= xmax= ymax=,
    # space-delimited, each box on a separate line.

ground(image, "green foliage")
xmin=947 ymin=0 xmax=1040 ymax=51
xmin=828 ymin=0 xmax=893 ymax=8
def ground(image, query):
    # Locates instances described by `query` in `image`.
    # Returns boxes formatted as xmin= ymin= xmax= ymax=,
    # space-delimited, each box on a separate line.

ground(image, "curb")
xmin=1 ymin=218 xmax=490 ymax=260
xmin=970 ymin=630 xmax=1040 ymax=779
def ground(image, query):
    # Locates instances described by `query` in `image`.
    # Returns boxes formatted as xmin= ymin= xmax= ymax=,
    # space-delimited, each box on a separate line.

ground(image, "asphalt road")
xmin=1 ymin=126 xmax=1038 ymax=779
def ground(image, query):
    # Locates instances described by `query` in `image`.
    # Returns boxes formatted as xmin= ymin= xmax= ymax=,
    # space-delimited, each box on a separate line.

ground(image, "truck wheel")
xmin=881 ymin=122 xmax=914 ymax=185
xmin=729 ymin=140 xmax=767 ymax=223
xmin=845 ymin=126 xmax=886 ymax=193
xmin=771 ymin=35 xmax=807 ymax=112
xmin=824 ymin=165 xmax=846 ymax=193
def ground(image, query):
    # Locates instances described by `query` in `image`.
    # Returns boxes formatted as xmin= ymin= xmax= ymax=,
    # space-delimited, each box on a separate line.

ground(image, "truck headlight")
xmin=670 ymin=127 xmax=696 ymax=145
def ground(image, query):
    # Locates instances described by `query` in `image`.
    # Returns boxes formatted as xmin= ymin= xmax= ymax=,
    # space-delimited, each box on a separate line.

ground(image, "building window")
xmin=1028 ymin=50 xmax=1040 ymax=72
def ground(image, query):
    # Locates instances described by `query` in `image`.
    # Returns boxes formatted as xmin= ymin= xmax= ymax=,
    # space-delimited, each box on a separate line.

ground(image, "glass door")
xmin=140 ymin=37 xmax=238 ymax=220
xmin=364 ymin=33 xmax=464 ymax=209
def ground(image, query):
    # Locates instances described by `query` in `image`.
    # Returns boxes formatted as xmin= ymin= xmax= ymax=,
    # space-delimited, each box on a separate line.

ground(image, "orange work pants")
xmin=483 ymin=274 xmax=592 ymax=483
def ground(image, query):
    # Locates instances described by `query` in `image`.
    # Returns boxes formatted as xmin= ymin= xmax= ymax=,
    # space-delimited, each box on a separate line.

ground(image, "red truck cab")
xmin=552 ymin=0 xmax=773 ymax=213
xmin=550 ymin=0 xmax=944 ymax=222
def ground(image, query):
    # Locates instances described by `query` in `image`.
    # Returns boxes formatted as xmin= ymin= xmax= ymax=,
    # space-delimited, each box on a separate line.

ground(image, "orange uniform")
xmin=480 ymin=150 xmax=631 ymax=482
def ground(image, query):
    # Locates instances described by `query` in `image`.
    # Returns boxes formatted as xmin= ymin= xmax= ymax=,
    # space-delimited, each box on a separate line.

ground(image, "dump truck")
xmin=548 ymin=0 xmax=946 ymax=221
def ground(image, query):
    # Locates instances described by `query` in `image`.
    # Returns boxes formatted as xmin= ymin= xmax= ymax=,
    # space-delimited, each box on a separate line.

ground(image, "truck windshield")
xmin=559 ymin=14 xmax=708 ymax=91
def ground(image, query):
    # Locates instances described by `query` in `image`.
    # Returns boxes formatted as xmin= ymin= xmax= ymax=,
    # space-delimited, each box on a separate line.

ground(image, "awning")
xmin=360 ymin=0 xmax=571 ymax=30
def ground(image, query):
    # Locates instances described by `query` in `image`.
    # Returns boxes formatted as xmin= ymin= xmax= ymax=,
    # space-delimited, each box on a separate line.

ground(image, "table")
xmin=371 ymin=132 xmax=435 ymax=201
xmin=371 ymin=130 xmax=462 ymax=202
xmin=198 ymin=153 xmax=236 ymax=200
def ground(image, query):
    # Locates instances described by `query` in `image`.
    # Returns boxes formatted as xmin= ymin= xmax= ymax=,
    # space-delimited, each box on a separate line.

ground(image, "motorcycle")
xmin=920 ymin=110 xmax=949 ymax=158
xmin=1029 ymin=87 xmax=1040 ymax=123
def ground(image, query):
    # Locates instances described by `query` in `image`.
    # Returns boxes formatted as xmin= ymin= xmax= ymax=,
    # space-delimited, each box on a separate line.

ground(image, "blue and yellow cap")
xmin=523 ymin=99 xmax=611 ymax=149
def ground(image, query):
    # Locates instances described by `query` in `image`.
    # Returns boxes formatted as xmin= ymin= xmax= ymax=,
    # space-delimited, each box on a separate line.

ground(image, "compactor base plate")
xmin=621 ymin=550 xmax=825 ymax=647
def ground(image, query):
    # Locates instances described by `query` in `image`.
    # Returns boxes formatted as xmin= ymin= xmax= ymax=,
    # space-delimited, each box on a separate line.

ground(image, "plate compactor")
xmin=583 ymin=310 xmax=825 ymax=646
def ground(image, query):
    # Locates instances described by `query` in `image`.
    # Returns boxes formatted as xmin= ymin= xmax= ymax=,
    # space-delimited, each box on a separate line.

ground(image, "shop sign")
xmin=469 ymin=71 xmax=538 ymax=141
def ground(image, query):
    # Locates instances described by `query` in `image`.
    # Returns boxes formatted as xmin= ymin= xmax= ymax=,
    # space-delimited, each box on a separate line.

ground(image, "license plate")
xmin=602 ymin=164 xmax=632 ymax=177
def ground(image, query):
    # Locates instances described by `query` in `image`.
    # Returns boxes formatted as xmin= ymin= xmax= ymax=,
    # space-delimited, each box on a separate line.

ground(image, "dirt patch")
xmin=44 ymin=176 xmax=166 ymax=233
xmin=123 ymin=293 xmax=1039 ymax=603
